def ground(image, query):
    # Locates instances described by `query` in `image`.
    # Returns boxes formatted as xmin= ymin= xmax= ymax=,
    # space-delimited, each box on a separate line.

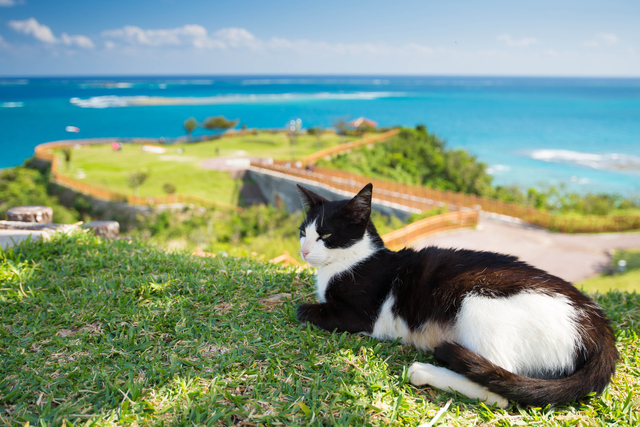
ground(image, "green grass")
xmin=2 ymin=232 xmax=639 ymax=426
xmin=56 ymin=132 xmax=356 ymax=205
xmin=579 ymin=249 xmax=640 ymax=294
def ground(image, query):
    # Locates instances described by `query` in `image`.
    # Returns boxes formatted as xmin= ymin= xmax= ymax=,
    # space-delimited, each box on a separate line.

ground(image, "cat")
xmin=295 ymin=183 xmax=618 ymax=408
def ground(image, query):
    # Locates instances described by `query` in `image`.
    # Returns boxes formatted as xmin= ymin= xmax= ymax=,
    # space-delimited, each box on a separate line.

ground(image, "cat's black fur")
xmin=296 ymin=183 xmax=618 ymax=407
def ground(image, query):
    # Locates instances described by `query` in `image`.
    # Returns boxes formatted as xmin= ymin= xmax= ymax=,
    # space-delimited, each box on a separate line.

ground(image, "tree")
xmin=308 ymin=126 xmax=325 ymax=150
xmin=356 ymin=123 xmax=375 ymax=136
xmin=332 ymin=117 xmax=349 ymax=144
xmin=162 ymin=182 xmax=176 ymax=195
xmin=128 ymin=170 xmax=149 ymax=197
xmin=183 ymin=117 xmax=197 ymax=142
xmin=201 ymin=116 xmax=238 ymax=138
xmin=62 ymin=147 xmax=72 ymax=170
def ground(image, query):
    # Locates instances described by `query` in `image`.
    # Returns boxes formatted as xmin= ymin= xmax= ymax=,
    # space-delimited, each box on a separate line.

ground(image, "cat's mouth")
xmin=301 ymin=253 xmax=325 ymax=267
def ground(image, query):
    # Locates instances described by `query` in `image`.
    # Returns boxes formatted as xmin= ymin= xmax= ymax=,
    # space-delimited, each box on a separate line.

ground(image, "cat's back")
xmin=391 ymin=245 xmax=593 ymax=327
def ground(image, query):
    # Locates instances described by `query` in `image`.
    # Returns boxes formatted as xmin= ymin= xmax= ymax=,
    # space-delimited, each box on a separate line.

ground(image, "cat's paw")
xmin=482 ymin=392 xmax=509 ymax=409
xmin=408 ymin=362 xmax=434 ymax=386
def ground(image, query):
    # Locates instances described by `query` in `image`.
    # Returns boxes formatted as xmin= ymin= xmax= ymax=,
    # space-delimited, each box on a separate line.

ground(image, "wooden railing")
xmin=299 ymin=129 xmax=400 ymax=165
xmin=381 ymin=210 xmax=479 ymax=250
xmin=34 ymin=134 xmax=640 ymax=234
xmin=250 ymin=161 xmax=640 ymax=233
xmin=34 ymin=140 xmax=242 ymax=212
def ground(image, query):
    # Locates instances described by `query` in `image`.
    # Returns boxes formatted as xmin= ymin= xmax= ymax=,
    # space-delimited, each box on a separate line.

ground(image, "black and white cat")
xmin=295 ymin=183 xmax=618 ymax=408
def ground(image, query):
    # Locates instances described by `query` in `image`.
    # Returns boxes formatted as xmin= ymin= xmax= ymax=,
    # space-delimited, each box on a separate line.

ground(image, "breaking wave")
xmin=1 ymin=102 xmax=23 ymax=108
xmin=70 ymin=91 xmax=405 ymax=108
xmin=241 ymin=78 xmax=390 ymax=85
xmin=530 ymin=149 xmax=640 ymax=171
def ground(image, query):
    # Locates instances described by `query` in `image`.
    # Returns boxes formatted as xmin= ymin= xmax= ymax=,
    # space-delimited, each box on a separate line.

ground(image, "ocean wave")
xmin=70 ymin=96 xmax=149 ymax=108
xmin=0 ymin=79 xmax=28 ymax=86
xmin=1 ymin=102 xmax=23 ymax=108
xmin=79 ymin=82 xmax=134 ymax=89
xmin=70 ymin=91 xmax=404 ymax=108
xmin=242 ymin=78 xmax=389 ymax=85
xmin=530 ymin=149 xmax=640 ymax=171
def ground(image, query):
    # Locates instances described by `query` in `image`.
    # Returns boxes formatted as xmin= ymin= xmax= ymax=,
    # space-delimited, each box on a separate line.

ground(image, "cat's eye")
xmin=300 ymin=230 xmax=306 ymax=237
xmin=321 ymin=233 xmax=331 ymax=239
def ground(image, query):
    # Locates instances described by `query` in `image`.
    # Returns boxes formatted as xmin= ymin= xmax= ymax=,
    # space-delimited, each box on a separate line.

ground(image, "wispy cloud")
xmin=101 ymin=24 xmax=437 ymax=58
xmin=60 ymin=32 xmax=95 ymax=49
xmin=583 ymin=33 xmax=619 ymax=48
xmin=9 ymin=17 xmax=57 ymax=44
xmin=8 ymin=17 xmax=94 ymax=48
xmin=0 ymin=34 xmax=8 ymax=48
xmin=102 ymin=24 xmax=223 ymax=48
xmin=497 ymin=34 xmax=539 ymax=47
xmin=0 ymin=0 xmax=22 ymax=7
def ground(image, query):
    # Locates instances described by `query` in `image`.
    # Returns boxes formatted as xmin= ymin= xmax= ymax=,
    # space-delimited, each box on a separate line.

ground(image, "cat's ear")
xmin=297 ymin=184 xmax=329 ymax=208
xmin=343 ymin=183 xmax=373 ymax=223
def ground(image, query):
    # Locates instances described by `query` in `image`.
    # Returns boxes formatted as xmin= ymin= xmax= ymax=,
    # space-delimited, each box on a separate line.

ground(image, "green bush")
xmin=318 ymin=127 xmax=493 ymax=196
xmin=133 ymin=204 xmax=416 ymax=260
xmin=0 ymin=167 xmax=79 ymax=224
xmin=318 ymin=126 xmax=640 ymax=217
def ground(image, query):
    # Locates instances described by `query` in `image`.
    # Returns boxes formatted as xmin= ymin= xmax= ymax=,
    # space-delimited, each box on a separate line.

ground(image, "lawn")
xmin=578 ymin=249 xmax=640 ymax=294
xmin=54 ymin=132 xmax=357 ymax=206
xmin=1 ymin=232 xmax=639 ymax=426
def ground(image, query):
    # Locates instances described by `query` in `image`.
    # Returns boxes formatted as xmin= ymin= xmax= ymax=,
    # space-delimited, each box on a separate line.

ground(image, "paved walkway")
xmin=414 ymin=215 xmax=640 ymax=283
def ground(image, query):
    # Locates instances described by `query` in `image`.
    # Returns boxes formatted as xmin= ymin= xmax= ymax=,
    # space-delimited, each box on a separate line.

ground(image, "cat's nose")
xmin=301 ymin=248 xmax=310 ymax=258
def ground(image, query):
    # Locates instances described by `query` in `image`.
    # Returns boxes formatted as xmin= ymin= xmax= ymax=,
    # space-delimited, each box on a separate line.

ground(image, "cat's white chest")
xmin=315 ymin=269 xmax=333 ymax=302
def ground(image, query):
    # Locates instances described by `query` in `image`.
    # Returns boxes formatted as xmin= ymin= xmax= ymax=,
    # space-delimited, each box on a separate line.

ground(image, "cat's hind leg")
xmin=408 ymin=362 xmax=509 ymax=408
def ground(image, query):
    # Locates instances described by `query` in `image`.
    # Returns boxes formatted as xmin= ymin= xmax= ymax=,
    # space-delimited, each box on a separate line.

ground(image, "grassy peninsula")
xmin=55 ymin=132 xmax=357 ymax=206
xmin=1 ymin=232 xmax=639 ymax=426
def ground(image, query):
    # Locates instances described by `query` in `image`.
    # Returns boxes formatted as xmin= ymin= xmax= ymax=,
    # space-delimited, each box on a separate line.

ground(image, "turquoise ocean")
xmin=1 ymin=76 xmax=639 ymax=196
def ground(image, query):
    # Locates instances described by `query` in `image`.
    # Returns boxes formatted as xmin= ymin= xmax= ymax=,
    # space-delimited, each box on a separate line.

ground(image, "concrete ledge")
xmin=0 ymin=229 xmax=50 ymax=250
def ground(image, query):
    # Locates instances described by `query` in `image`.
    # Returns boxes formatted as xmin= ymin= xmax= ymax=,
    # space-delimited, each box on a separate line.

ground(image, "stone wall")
xmin=248 ymin=167 xmax=414 ymax=220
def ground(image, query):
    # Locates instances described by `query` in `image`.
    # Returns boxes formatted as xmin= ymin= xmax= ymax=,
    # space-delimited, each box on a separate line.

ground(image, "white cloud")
xmin=544 ymin=48 xmax=560 ymax=57
xmin=102 ymin=24 xmax=224 ymax=49
xmin=8 ymin=17 xmax=94 ymax=48
xmin=0 ymin=34 xmax=8 ymax=48
xmin=497 ymin=34 xmax=538 ymax=47
xmin=60 ymin=32 xmax=95 ymax=49
xmin=215 ymin=27 xmax=259 ymax=49
xmin=9 ymin=17 xmax=57 ymax=44
xmin=584 ymin=33 xmax=619 ymax=48
xmin=0 ymin=0 xmax=21 ymax=7
xmin=101 ymin=24 xmax=437 ymax=58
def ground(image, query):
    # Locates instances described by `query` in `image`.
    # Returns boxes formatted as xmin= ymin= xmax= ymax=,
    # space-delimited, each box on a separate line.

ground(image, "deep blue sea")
xmin=1 ymin=76 xmax=640 ymax=196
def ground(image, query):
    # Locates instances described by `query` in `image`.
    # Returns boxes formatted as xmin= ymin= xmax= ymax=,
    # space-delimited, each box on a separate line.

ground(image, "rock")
xmin=6 ymin=206 xmax=53 ymax=223
xmin=82 ymin=220 xmax=120 ymax=239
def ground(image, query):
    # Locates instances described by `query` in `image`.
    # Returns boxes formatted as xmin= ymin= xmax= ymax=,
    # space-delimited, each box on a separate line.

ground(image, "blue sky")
xmin=0 ymin=0 xmax=638 ymax=76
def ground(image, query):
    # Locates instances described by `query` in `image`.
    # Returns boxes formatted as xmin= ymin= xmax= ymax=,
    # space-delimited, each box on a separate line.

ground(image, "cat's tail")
xmin=433 ymin=336 xmax=618 ymax=407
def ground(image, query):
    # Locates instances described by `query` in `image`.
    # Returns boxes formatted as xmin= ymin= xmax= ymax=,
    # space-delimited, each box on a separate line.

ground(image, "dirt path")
xmin=413 ymin=214 xmax=640 ymax=283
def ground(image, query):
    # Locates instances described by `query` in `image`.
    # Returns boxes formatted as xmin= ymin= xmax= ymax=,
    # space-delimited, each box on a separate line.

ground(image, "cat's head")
xmin=297 ymin=183 xmax=381 ymax=267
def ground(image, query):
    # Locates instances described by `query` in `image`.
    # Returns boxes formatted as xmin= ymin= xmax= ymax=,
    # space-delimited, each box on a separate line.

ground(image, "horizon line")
xmin=2 ymin=73 xmax=640 ymax=79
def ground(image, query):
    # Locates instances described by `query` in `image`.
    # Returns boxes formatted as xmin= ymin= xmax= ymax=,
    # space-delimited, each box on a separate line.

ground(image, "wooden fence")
xmin=251 ymin=161 xmax=640 ymax=233
xmin=34 ymin=135 xmax=640 ymax=234
xmin=34 ymin=141 xmax=242 ymax=212
xmin=382 ymin=210 xmax=479 ymax=250
xmin=299 ymin=128 xmax=400 ymax=165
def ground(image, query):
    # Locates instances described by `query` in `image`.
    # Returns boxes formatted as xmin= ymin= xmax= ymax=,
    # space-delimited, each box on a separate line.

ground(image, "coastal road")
xmin=413 ymin=215 xmax=640 ymax=283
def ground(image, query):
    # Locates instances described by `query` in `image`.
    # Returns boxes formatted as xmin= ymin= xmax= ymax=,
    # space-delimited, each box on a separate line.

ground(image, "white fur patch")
xmin=300 ymin=220 xmax=378 ymax=302
xmin=369 ymin=295 xmax=457 ymax=352
xmin=408 ymin=362 xmax=509 ymax=408
xmin=370 ymin=295 xmax=409 ymax=340
xmin=455 ymin=291 xmax=584 ymax=377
